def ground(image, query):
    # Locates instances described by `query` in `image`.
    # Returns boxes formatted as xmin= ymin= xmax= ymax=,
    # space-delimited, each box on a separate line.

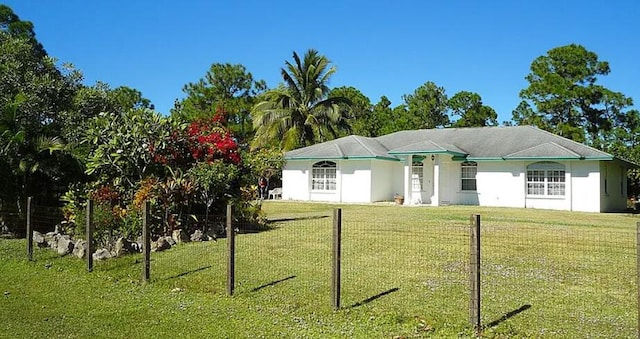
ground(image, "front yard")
xmin=0 ymin=202 xmax=637 ymax=338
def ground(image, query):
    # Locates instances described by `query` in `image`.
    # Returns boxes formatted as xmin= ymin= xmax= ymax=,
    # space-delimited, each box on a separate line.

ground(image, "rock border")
xmin=31 ymin=228 xmax=218 ymax=260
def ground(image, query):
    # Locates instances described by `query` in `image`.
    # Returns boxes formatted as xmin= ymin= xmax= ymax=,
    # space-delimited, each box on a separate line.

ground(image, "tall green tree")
xmin=377 ymin=82 xmax=449 ymax=133
xmin=403 ymin=81 xmax=450 ymax=129
xmin=0 ymin=6 xmax=81 ymax=212
xmin=597 ymin=109 xmax=640 ymax=195
xmin=173 ymin=63 xmax=266 ymax=143
xmin=517 ymin=44 xmax=632 ymax=143
xmin=363 ymin=95 xmax=393 ymax=137
xmin=0 ymin=4 xmax=46 ymax=58
xmin=508 ymin=100 xmax=543 ymax=127
xmin=328 ymin=86 xmax=371 ymax=137
xmin=348 ymin=95 xmax=396 ymax=137
xmin=448 ymin=91 xmax=497 ymax=127
xmin=251 ymin=49 xmax=351 ymax=150
xmin=372 ymin=96 xmax=395 ymax=136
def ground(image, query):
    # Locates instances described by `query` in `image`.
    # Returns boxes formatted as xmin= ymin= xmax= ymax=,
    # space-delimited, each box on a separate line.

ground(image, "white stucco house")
xmin=282 ymin=126 xmax=635 ymax=212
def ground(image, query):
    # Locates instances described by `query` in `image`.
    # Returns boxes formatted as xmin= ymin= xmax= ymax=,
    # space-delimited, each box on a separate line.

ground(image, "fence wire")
xmin=481 ymin=223 xmax=636 ymax=337
xmin=12 ymin=204 xmax=639 ymax=337
xmin=235 ymin=213 xmax=333 ymax=299
xmin=340 ymin=218 xmax=469 ymax=325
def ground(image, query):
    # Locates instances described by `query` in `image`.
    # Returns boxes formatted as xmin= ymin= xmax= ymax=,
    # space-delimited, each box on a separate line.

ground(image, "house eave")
xmin=285 ymin=156 xmax=400 ymax=162
xmin=463 ymin=157 xmax=504 ymax=161
xmin=462 ymin=156 xmax=618 ymax=162
xmin=388 ymin=150 xmax=467 ymax=157
xmin=502 ymin=156 xmax=584 ymax=161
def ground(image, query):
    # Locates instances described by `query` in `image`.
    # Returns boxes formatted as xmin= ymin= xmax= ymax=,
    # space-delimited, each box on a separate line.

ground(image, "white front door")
xmin=411 ymin=161 xmax=425 ymax=204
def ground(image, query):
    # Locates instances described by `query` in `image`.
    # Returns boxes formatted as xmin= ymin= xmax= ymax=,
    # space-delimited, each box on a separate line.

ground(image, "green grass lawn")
xmin=1 ymin=202 xmax=637 ymax=338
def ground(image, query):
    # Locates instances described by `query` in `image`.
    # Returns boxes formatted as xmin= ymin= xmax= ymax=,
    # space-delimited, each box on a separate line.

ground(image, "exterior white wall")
xmin=284 ymin=158 xmax=626 ymax=212
xmin=423 ymin=156 xmax=528 ymax=207
xmin=474 ymin=161 xmax=525 ymax=208
xmin=371 ymin=160 xmax=404 ymax=202
xmin=339 ymin=160 xmax=372 ymax=203
xmin=600 ymin=161 xmax=628 ymax=212
xmin=282 ymin=160 xmax=311 ymax=200
xmin=570 ymin=161 xmax=600 ymax=212
xmin=445 ymin=160 xmax=611 ymax=212
xmin=284 ymin=159 xmax=400 ymax=203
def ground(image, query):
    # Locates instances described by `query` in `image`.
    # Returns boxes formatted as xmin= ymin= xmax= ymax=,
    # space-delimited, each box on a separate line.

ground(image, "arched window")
xmin=312 ymin=161 xmax=337 ymax=191
xmin=526 ymin=162 xmax=565 ymax=196
xmin=461 ymin=161 xmax=477 ymax=191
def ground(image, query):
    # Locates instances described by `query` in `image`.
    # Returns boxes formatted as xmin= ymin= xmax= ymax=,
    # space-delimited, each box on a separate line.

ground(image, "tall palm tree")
xmin=251 ymin=49 xmax=351 ymax=150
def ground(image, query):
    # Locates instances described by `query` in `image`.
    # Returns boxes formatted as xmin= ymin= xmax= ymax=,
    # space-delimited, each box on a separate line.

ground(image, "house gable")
xmin=503 ymin=142 xmax=582 ymax=160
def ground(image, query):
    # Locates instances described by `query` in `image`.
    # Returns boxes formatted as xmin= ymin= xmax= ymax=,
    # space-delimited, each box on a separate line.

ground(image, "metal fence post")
xmin=142 ymin=200 xmax=151 ymax=283
xmin=332 ymin=208 xmax=342 ymax=310
xmin=226 ymin=204 xmax=235 ymax=296
xmin=86 ymin=200 xmax=94 ymax=272
xmin=636 ymin=221 xmax=640 ymax=339
xmin=26 ymin=197 xmax=33 ymax=261
xmin=470 ymin=214 xmax=481 ymax=330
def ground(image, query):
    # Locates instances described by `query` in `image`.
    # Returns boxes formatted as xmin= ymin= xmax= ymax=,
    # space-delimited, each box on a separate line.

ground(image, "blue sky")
xmin=5 ymin=0 xmax=639 ymax=124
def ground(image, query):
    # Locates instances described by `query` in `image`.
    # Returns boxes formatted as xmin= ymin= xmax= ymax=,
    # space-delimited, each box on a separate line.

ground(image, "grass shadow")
xmin=250 ymin=275 xmax=296 ymax=292
xmin=97 ymin=255 xmax=151 ymax=272
xmin=164 ymin=265 xmax=212 ymax=280
xmin=267 ymin=215 xmax=330 ymax=223
xmin=484 ymin=304 xmax=531 ymax=328
xmin=348 ymin=287 xmax=399 ymax=308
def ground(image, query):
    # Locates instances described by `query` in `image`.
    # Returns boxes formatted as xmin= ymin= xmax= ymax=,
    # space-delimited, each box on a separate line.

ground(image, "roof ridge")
xmin=524 ymin=125 xmax=612 ymax=157
xmin=333 ymin=143 xmax=344 ymax=158
xmin=426 ymin=140 xmax=445 ymax=150
xmin=351 ymin=135 xmax=378 ymax=156
xmin=399 ymin=139 xmax=443 ymax=150
xmin=546 ymin=142 xmax=581 ymax=157
xmin=504 ymin=141 xmax=582 ymax=159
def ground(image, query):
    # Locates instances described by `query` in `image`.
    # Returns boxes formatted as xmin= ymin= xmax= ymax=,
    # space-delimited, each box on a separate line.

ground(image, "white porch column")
xmin=403 ymin=157 xmax=411 ymax=205
xmin=565 ymin=161 xmax=572 ymax=211
xmin=432 ymin=157 xmax=440 ymax=206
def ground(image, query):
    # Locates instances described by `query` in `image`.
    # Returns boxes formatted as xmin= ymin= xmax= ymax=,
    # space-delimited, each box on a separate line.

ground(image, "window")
xmin=526 ymin=162 xmax=565 ymax=196
xmin=311 ymin=161 xmax=336 ymax=191
xmin=411 ymin=161 xmax=424 ymax=191
xmin=461 ymin=161 xmax=477 ymax=191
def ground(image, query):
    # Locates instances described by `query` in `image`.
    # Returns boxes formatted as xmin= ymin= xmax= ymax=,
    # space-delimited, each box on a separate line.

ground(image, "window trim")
xmin=461 ymin=161 xmax=477 ymax=192
xmin=311 ymin=161 xmax=337 ymax=192
xmin=411 ymin=161 xmax=424 ymax=191
xmin=526 ymin=162 xmax=566 ymax=197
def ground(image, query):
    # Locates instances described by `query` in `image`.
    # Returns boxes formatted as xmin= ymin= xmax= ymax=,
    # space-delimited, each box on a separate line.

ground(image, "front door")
xmin=411 ymin=161 xmax=425 ymax=204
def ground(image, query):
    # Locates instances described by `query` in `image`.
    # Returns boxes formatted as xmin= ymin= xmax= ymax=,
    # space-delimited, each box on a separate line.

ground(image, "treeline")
xmin=1 ymin=3 xmax=639 ymax=240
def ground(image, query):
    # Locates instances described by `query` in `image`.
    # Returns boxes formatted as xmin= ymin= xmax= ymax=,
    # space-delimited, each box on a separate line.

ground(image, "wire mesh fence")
xmin=480 ymin=222 xmax=636 ymax=337
xmin=8 ymin=201 xmax=639 ymax=336
xmin=340 ymin=215 xmax=470 ymax=323
xmin=1 ymin=205 xmax=62 ymax=237
xmin=234 ymin=212 xmax=333 ymax=297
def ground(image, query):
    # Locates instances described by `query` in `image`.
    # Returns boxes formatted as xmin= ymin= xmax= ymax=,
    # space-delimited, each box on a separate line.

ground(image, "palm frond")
xmin=251 ymin=49 xmax=352 ymax=149
xmin=18 ymin=158 xmax=38 ymax=174
xmin=36 ymin=135 xmax=66 ymax=154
